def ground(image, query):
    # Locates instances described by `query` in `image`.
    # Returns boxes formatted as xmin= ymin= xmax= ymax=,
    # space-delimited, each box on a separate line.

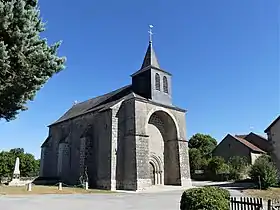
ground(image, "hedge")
xmin=180 ymin=186 xmax=230 ymax=210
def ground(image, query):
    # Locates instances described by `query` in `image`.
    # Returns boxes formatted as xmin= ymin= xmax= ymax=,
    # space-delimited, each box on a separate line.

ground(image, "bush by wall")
xmin=249 ymin=155 xmax=278 ymax=189
xmin=180 ymin=186 xmax=230 ymax=210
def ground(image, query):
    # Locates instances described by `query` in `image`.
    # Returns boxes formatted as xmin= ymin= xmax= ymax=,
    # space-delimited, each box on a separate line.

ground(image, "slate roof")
xmin=49 ymin=84 xmax=152 ymax=127
xmin=131 ymin=42 xmax=171 ymax=77
xmin=50 ymin=85 xmax=132 ymax=126
xmin=232 ymin=135 xmax=265 ymax=153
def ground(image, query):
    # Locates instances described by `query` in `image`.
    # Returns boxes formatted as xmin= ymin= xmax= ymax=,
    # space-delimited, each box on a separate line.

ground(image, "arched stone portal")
xmin=147 ymin=110 xmax=181 ymax=186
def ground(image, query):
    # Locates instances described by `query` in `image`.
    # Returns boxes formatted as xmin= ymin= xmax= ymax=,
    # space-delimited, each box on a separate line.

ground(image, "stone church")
xmin=39 ymin=38 xmax=192 ymax=191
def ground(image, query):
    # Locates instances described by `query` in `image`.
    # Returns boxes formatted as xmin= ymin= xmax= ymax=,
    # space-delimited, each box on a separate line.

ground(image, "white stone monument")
xmin=13 ymin=157 xmax=20 ymax=179
xmin=8 ymin=157 xmax=24 ymax=186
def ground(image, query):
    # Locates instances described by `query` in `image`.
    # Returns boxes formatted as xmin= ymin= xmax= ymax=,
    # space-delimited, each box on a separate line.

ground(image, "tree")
xmin=189 ymin=148 xmax=208 ymax=174
xmin=0 ymin=0 xmax=66 ymax=121
xmin=249 ymin=155 xmax=278 ymax=189
xmin=0 ymin=151 xmax=12 ymax=179
xmin=189 ymin=133 xmax=217 ymax=157
xmin=189 ymin=148 xmax=202 ymax=174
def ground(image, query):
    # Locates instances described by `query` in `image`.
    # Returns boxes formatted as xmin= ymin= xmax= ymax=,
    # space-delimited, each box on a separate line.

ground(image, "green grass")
xmin=0 ymin=185 xmax=115 ymax=195
xmin=243 ymin=188 xmax=280 ymax=200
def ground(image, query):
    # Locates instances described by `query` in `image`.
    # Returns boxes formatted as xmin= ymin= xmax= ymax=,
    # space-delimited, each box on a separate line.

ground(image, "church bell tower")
xmin=131 ymin=26 xmax=172 ymax=106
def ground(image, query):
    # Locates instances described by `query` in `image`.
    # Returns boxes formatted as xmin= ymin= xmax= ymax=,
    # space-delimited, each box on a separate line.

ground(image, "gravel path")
xmin=0 ymin=182 xmax=246 ymax=210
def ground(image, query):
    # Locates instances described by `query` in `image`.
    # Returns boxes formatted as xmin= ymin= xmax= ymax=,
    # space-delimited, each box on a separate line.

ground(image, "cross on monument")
xmin=148 ymin=25 xmax=154 ymax=43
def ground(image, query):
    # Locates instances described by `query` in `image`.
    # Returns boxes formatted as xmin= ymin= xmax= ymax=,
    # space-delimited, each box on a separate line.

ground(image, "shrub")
xmin=228 ymin=156 xmax=249 ymax=180
xmin=249 ymin=155 xmax=278 ymax=189
xmin=206 ymin=156 xmax=230 ymax=181
xmin=180 ymin=186 xmax=230 ymax=210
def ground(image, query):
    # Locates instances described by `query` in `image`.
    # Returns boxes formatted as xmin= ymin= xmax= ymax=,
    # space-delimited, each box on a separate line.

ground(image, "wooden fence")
xmin=268 ymin=199 xmax=280 ymax=210
xmin=230 ymin=197 xmax=263 ymax=210
xmin=231 ymin=197 xmax=280 ymax=210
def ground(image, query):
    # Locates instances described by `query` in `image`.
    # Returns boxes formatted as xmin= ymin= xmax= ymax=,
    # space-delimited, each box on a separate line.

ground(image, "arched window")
xmin=163 ymin=76 xmax=168 ymax=93
xmin=155 ymin=73 xmax=160 ymax=91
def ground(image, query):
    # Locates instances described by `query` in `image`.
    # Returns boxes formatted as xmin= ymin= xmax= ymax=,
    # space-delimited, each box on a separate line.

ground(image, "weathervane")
xmin=148 ymin=25 xmax=154 ymax=43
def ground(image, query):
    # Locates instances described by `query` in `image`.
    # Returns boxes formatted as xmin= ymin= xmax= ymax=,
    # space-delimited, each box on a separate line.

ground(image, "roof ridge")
xmin=231 ymin=134 xmax=265 ymax=153
xmin=247 ymin=132 xmax=267 ymax=141
xmin=50 ymin=85 xmax=132 ymax=126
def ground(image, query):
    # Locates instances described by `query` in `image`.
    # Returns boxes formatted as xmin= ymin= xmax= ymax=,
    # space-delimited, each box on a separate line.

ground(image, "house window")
xmin=163 ymin=76 xmax=168 ymax=93
xmin=155 ymin=73 xmax=160 ymax=91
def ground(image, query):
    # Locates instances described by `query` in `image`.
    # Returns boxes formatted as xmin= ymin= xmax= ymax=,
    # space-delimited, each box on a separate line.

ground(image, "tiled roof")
xmin=235 ymin=134 xmax=248 ymax=139
xmin=233 ymin=135 xmax=265 ymax=153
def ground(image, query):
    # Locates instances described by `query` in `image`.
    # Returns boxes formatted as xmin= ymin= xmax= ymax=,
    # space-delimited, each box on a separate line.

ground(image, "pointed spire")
xmin=131 ymin=25 xmax=163 ymax=77
xmin=140 ymin=38 xmax=160 ymax=69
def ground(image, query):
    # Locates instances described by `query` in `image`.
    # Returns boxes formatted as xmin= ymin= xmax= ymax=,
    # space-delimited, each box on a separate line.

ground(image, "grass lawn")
xmin=0 ymin=185 xmax=114 ymax=195
xmin=243 ymin=188 xmax=280 ymax=200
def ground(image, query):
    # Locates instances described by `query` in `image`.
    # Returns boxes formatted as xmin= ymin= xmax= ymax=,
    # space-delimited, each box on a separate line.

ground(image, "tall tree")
xmin=189 ymin=133 xmax=217 ymax=156
xmin=0 ymin=0 xmax=66 ymax=121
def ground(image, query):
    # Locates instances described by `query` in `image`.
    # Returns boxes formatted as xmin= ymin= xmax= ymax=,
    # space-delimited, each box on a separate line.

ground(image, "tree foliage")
xmin=249 ymin=155 xmax=278 ymax=190
xmin=189 ymin=148 xmax=208 ymax=174
xmin=189 ymin=133 xmax=217 ymax=157
xmin=228 ymin=156 xmax=249 ymax=180
xmin=188 ymin=133 xmax=217 ymax=175
xmin=207 ymin=156 xmax=229 ymax=175
xmin=0 ymin=148 xmax=40 ymax=180
xmin=0 ymin=0 xmax=66 ymax=121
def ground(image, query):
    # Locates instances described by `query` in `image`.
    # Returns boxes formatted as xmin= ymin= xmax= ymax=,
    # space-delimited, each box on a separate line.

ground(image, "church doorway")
xmin=149 ymin=162 xmax=155 ymax=185
xmin=147 ymin=110 xmax=181 ymax=186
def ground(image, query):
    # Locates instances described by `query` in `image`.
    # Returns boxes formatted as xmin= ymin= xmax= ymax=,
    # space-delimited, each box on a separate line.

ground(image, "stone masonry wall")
xmin=95 ymin=110 xmax=112 ymax=190
xmin=114 ymin=99 xmax=138 ymax=190
xmin=44 ymin=111 xmax=108 ymax=186
xmin=134 ymin=99 xmax=192 ymax=189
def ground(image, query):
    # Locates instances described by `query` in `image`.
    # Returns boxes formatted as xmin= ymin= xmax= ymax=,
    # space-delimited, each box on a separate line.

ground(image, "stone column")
xmin=159 ymin=171 xmax=163 ymax=185
xmin=155 ymin=171 xmax=158 ymax=185
xmin=111 ymin=108 xmax=119 ymax=191
xmin=178 ymin=140 xmax=192 ymax=187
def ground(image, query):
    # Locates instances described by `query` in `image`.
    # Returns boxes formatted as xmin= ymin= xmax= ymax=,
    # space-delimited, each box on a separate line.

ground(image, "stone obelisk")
xmin=13 ymin=157 xmax=20 ymax=180
xmin=9 ymin=157 xmax=21 ymax=186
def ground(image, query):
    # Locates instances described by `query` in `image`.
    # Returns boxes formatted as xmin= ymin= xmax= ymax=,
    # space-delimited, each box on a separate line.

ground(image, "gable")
xmin=213 ymin=134 xmax=265 ymax=155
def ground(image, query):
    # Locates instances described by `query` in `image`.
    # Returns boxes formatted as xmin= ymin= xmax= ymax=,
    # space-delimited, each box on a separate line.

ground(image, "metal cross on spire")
xmin=148 ymin=25 xmax=154 ymax=43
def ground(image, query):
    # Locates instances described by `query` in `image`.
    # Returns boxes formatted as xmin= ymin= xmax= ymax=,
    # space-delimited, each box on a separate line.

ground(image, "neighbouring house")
xmin=212 ymin=133 xmax=268 ymax=165
xmin=236 ymin=132 xmax=270 ymax=152
xmin=264 ymin=115 xmax=280 ymax=173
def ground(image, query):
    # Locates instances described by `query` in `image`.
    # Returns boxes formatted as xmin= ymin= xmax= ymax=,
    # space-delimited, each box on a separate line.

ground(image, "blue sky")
xmin=0 ymin=0 xmax=279 ymax=158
